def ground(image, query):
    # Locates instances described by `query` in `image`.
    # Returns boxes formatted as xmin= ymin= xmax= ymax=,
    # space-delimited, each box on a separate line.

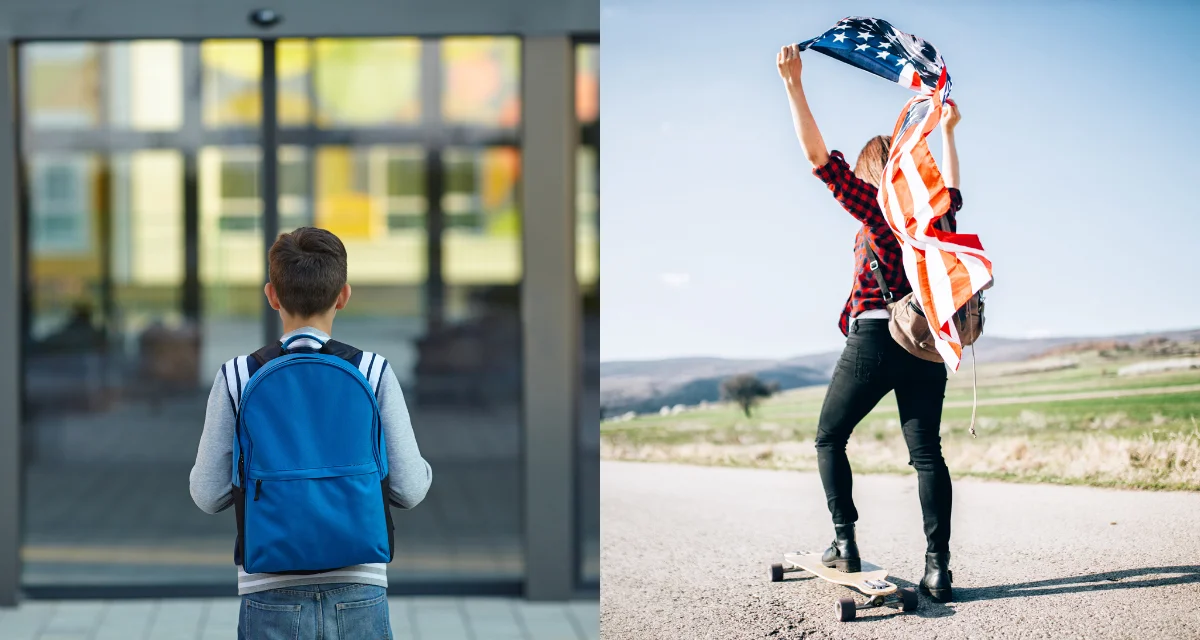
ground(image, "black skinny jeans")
xmin=815 ymin=318 xmax=952 ymax=553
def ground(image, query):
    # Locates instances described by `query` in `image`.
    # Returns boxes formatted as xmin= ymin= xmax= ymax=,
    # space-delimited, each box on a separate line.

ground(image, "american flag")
xmin=799 ymin=17 xmax=993 ymax=370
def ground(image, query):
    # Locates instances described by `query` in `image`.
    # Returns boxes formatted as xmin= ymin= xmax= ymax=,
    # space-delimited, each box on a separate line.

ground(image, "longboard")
xmin=769 ymin=551 xmax=918 ymax=621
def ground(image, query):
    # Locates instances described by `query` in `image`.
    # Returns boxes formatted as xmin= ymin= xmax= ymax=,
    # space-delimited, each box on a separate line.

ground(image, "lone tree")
xmin=721 ymin=374 xmax=778 ymax=418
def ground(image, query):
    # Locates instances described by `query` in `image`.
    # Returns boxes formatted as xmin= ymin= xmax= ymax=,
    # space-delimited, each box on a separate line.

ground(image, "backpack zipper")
xmin=254 ymin=479 xmax=263 ymax=501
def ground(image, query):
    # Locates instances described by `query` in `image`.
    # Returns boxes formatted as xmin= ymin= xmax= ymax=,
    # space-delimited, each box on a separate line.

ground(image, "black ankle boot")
xmin=919 ymin=551 xmax=953 ymax=602
xmin=820 ymin=524 xmax=861 ymax=573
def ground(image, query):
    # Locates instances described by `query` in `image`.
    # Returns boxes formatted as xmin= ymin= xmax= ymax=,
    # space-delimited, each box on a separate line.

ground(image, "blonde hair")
xmin=853 ymin=135 xmax=892 ymax=189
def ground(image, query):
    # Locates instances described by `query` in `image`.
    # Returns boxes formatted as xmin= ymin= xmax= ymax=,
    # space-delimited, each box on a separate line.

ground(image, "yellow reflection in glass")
xmin=203 ymin=39 xmax=312 ymax=127
xmin=482 ymin=147 xmax=521 ymax=237
xmin=278 ymin=39 xmax=311 ymax=126
xmin=198 ymin=146 xmax=263 ymax=316
xmin=576 ymin=147 xmax=599 ymax=285
xmin=315 ymin=147 xmax=374 ymax=239
xmin=202 ymin=40 xmax=262 ymax=127
xmin=126 ymin=150 xmax=183 ymax=285
xmin=576 ymin=44 xmax=599 ymax=124
xmin=441 ymin=38 xmax=521 ymax=127
xmin=443 ymin=147 xmax=522 ymax=285
xmin=23 ymin=43 xmax=102 ymax=129
xmin=314 ymin=39 xmax=421 ymax=126
xmin=311 ymin=146 xmax=427 ymax=285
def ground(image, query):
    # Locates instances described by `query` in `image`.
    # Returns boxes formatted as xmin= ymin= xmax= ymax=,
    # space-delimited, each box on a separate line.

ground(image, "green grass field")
xmin=601 ymin=350 xmax=1200 ymax=490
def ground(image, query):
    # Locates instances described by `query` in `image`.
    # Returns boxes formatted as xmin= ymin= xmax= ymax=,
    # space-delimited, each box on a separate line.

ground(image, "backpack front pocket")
xmin=243 ymin=463 xmax=391 ymax=574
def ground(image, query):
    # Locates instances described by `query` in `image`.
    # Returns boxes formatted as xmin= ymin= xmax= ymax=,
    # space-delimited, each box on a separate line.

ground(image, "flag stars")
xmin=875 ymin=50 xmax=890 ymax=60
xmin=856 ymin=31 xmax=872 ymax=40
xmin=832 ymin=33 xmax=847 ymax=43
xmin=855 ymin=43 xmax=870 ymax=51
xmin=895 ymin=58 xmax=907 ymax=66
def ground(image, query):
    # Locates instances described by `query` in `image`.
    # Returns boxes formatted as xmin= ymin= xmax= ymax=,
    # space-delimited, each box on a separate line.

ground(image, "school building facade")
xmin=0 ymin=0 xmax=599 ymax=604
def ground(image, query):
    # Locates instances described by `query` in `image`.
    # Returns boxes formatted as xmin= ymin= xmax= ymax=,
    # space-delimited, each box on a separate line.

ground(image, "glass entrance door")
xmin=18 ymin=36 xmax=525 ymax=592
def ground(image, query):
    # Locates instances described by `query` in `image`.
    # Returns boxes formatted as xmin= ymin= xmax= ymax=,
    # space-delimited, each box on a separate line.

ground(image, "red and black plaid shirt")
xmin=813 ymin=150 xmax=963 ymax=336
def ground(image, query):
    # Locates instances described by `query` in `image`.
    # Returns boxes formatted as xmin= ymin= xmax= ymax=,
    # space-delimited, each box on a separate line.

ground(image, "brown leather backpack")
xmin=864 ymin=224 xmax=989 ymax=364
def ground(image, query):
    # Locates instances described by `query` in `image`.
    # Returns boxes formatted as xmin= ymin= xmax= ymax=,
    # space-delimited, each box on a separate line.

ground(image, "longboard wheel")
xmin=770 ymin=563 xmax=784 ymax=582
xmin=836 ymin=597 xmax=856 ymax=622
xmin=900 ymin=587 xmax=919 ymax=612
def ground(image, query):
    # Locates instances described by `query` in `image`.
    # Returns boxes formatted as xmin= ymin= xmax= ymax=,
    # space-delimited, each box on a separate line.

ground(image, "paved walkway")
xmin=0 ymin=597 xmax=598 ymax=640
xmin=601 ymin=461 xmax=1200 ymax=639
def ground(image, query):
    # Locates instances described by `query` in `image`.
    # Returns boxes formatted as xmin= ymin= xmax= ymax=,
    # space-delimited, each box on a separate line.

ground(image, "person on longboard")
xmin=776 ymin=43 xmax=960 ymax=602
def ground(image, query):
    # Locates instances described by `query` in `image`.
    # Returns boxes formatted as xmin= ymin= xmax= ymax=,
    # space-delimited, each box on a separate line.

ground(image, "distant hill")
xmin=600 ymin=328 xmax=1200 ymax=416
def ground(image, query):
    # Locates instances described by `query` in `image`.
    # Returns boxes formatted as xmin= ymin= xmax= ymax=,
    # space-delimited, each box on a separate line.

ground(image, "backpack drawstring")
xmin=969 ymin=343 xmax=978 ymax=438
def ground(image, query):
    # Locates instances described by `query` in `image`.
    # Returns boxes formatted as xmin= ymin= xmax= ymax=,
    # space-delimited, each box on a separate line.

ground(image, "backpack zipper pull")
xmin=255 ymin=479 xmax=262 ymax=501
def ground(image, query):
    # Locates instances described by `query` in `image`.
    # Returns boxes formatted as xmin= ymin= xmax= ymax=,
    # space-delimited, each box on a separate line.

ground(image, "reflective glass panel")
xmin=313 ymin=38 xmax=422 ymax=127
xmin=576 ymin=42 xmax=600 ymax=586
xmin=202 ymin=40 xmax=262 ymax=128
xmin=442 ymin=146 xmax=522 ymax=286
xmin=441 ymin=38 xmax=521 ymax=127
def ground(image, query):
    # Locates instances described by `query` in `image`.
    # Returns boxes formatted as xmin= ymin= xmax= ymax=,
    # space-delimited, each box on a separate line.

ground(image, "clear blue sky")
xmin=600 ymin=0 xmax=1200 ymax=362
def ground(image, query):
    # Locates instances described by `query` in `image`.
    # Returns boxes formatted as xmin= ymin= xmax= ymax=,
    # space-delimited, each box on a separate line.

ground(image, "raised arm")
xmin=940 ymin=99 xmax=961 ymax=189
xmin=778 ymin=44 xmax=829 ymax=168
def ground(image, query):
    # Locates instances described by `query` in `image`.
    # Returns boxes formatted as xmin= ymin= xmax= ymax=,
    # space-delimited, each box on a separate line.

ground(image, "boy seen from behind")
xmin=190 ymin=227 xmax=433 ymax=640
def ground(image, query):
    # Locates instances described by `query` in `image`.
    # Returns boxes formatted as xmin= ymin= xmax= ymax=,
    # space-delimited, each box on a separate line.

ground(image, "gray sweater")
xmin=189 ymin=327 xmax=433 ymax=594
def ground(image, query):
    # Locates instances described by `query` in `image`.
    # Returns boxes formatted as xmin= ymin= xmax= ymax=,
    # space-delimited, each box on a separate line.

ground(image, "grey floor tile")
xmin=462 ymin=599 xmax=524 ymax=640
xmin=516 ymin=602 xmax=583 ymax=640
xmin=410 ymin=598 xmax=472 ymax=640
xmin=146 ymin=600 xmax=205 ymax=638
xmin=201 ymin=598 xmax=241 ymax=629
xmin=0 ymin=596 xmax=594 ymax=640
xmin=566 ymin=602 xmax=598 ymax=640
xmin=0 ymin=602 xmax=55 ymax=640
xmin=91 ymin=601 xmax=156 ymax=640
xmin=197 ymin=602 xmax=237 ymax=640
xmin=42 ymin=601 xmax=103 ymax=634
xmin=386 ymin=598 xmax=416 ymax=639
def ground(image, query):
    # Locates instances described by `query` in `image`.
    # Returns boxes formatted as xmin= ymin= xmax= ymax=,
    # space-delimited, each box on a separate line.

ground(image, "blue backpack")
xmin=222 ymin=334 xmax=395 ymax=574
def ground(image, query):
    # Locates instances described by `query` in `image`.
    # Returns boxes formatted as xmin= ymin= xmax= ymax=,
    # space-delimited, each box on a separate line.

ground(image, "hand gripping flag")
xmin=799 ymin=17 xmax=993 ymax=371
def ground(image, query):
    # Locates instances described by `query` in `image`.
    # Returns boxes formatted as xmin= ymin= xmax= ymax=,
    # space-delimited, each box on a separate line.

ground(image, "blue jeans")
xmin=237 ymin=583 xmax=392 ymax=640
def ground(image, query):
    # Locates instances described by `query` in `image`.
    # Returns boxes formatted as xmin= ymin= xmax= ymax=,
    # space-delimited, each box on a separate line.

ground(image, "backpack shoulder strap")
xmin=863 ymin=238 xmax=895 ymax=303
xmin=237 ymin=338 xmax=385 ymax=398
xmin=250 ymin=343 xmax=287 ymax=368
xmin=353 ymin=349 xmax=389 ymax=397
xmin=221 ymin=355 xmax=253 ymax=416
xmin=319 ymin=339 xmax=387 ymax=396
xmin=319 ymin=338 xmax=361 ymax=363
xmin=225 ymin=343 xmax=290 ymax=415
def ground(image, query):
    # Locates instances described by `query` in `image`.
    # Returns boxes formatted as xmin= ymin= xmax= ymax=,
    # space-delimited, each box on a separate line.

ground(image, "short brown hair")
xmin=268 ymin=227 xmax=348 ymax=317
xmin=853 ymin=134 xmax=892 ymax=189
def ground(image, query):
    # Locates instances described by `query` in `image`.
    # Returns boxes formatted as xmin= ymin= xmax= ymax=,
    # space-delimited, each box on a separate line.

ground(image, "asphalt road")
xmin=601 ymin=461 xmax=1200 ymax=639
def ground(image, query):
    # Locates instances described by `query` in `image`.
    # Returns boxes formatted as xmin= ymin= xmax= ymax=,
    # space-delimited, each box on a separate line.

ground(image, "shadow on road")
xmin=770 ymin=564 xmax=1200 ymax=621
xmin=957 ymin=565 xmax=1200 ymax=602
